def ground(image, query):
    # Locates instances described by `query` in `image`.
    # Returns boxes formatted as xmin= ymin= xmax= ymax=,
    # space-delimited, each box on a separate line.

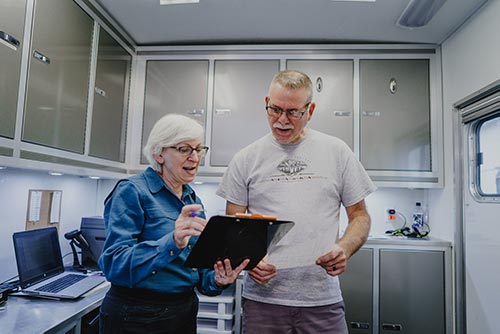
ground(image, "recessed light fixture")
xmin=89 ymin=176 xmax=101 ymax=180
xmin=193 ymin=181 xmax=204 ymax=185
xmin=0 ymin=166 xmax=7 ymax=170
xmin=49 ymin=171 xmax=64 ymax=176
xmin=160 ymin=0 xmax=200 ymax=5
xmin=331 ymin=0 xmax=376 ymax=2
xmin=397 ymin=0 xmax=447 ymax=28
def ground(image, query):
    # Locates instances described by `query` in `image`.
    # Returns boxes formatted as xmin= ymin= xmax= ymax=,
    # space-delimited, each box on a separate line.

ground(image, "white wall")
xmin=0 ymin=168 xmax=105 ymax=283
xmin=191 ymin=183 xmax=428 ymax=238
xmin=429 ymin=0 xmax=500 ymax=242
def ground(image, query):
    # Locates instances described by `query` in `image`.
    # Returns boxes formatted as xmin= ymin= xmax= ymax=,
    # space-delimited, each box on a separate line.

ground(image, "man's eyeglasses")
xmin=265 ymin=102 xmax=310 ymax=120
xmin=168 ymin=145 xmax=209 ymax=157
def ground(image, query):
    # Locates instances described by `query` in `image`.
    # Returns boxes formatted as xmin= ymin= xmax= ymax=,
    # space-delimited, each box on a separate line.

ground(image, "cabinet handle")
xmin=362 ymin=111 xmax=381 ymax=117
xmin=187 ymin=109 xmax=205 ymax=116
xmin=215 ymin=108 xmax=231 ymax=116
xmin=381 ymin=323 xmax=402 ymax=331
xmin=33 ymin=50 xmax=51 ymax=64
xmin=95 ymin=87 xmax=107 ymax=98
xmin=0 ymin=31 xmax=20 ymax=50
xmin=333 ymin=111 xmax=352 ymax=117
xmin=350 ymin=322 xmax=370 ymax=329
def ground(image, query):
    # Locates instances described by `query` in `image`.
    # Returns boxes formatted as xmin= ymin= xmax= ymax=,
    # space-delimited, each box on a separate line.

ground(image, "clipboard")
xmin=184 ymin=215 xmax=295 ymax=270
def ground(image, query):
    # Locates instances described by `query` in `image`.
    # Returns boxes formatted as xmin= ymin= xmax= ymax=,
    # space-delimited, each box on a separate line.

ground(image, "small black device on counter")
xmin=80 ymin=216 xmax=106 ymax=270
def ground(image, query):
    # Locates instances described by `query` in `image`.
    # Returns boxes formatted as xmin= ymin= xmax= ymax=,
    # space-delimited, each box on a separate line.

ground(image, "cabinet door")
xmin=23 ymin=0 xmax=93 ymax=153
xmin=360 ymin=59 xmax=431 ymax=171
xmin=142 ymin=60 xmax=209 ymax=165
xmin=211 ymin=60 xmax=279 ymax=166
xmin=340 ymin=248 xmax=373 ymax=334
xmin=89 ymin=28 xmax=131 ymax=162
xmin=0 ymin=0 xmax=27 ymax=139
xmin=379 ymin=249 xmax=445 ymax=334
xmin=286 ymin=60 xmax=354 ymax=149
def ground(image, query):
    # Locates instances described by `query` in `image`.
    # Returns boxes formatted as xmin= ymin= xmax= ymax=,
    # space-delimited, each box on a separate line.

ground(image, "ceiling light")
xmin=0 ymin=166 xmax=6 ymax=170
xmin=49 ymin=171 xmax=64 ymax=176
xmin=160 ymin=0 xmax=200 ymax=5
xmin=397 ymin=0 xmax=447 ymax=28
xmin=89 ymin=176 xmax=101 ymax=180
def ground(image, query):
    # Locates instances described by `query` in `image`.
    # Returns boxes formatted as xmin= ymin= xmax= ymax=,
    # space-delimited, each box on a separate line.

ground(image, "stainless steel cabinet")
xmin=340 ymin=248 xmax=374 ymax=334
xmin=360 ymin=59 xmax=431 ymax=172
xmin=89 ymin=28 xmax=131 ymax=162
xmin=341 ymin=246 xmax=448 ymax=334
xmin=23 ymin=0 xmax=93 ymax=153
xmin=142 ymin=60 xmax=209 ymax=164
xmin=286 ymin=60 xmax=354 ymax=149
xmin=0 ymin=0 xmax=27 ymax=139
xmin=211 ymin=60 xmax=279 ymax=166
xmin=379 ymin=249 xmax=445 ymax=334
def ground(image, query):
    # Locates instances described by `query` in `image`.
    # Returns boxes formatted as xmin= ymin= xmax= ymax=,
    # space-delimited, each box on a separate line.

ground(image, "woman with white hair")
xmin=98 ymin=114 xmax=248 ymax=333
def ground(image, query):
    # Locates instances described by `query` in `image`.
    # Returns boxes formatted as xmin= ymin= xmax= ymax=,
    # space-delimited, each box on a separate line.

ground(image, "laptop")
xmin=12 ymin=227 xmax=106 ymax=299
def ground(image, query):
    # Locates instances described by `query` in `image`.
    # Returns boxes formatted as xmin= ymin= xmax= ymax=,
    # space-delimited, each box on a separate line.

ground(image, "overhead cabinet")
xmin=23 ymin=0 xmax=94 ymax=153
xmin=89 ymin=28 xmax=131 ymax=162
xmin=142 ymin=60 xmax=210 ymax=165
xmin=0 ymin=0 xmax=27 ymax=139
xmin=286 ymin=59 xmax=354 ymax=150
xmin=211 ymin=60 xmax=279 ymax=166
xmin=360 ymin=59 xmax=431 ymax=172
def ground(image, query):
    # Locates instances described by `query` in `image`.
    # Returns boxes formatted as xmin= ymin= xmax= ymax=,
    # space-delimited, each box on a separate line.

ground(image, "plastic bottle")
xmin=412 ymin=202 xmax=425 ymax=228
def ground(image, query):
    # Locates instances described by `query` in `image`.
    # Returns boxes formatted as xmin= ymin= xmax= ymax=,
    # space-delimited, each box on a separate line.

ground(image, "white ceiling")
xmin=92 ymin=0 xmax=488 ymax=47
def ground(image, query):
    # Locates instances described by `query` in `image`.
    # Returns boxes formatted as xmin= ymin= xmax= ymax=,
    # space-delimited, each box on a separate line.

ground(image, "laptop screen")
xmin=13 ymin=227 xmax=64 ymax=289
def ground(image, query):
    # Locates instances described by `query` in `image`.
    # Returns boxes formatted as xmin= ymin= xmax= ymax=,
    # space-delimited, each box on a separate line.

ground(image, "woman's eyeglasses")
xmin=168 ymin=145 xmax=209 ymax=157
xmin=265 ymin=102 xmax=310 ymax=120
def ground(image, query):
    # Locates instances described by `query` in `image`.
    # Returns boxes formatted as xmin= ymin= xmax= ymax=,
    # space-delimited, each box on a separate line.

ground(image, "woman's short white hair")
xmin=143 ymin=114 xmax=204 ymax=172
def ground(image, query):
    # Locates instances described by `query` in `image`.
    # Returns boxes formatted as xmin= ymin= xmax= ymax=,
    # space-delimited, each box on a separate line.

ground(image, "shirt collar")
xmin=144 ymin=167 xmax=195 ymax=200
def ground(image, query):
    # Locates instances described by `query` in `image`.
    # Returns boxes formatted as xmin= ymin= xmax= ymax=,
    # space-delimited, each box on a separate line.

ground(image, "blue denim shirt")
xmin=98 ymin=167 xmax=223 ymax=296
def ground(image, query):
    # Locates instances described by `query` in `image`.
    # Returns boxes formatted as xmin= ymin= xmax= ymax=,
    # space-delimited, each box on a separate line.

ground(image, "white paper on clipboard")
xmin=267 ymin=233 xmax=335 ymax=269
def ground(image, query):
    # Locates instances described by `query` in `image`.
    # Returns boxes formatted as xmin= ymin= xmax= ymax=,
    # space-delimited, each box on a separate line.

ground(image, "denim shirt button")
xmin=169 ymin=250 xmax=175 ymax=256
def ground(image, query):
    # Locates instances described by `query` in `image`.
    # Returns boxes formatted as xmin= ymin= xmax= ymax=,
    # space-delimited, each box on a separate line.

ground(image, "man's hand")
xmin=248 ymin=259 xmax=277 ymax=285
xmin=316 ymin=244 xmax=347 ymax=276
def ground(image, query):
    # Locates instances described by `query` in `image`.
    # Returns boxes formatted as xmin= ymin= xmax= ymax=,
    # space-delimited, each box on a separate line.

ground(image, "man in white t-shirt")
xmin=217 ymin=70 xmax=376 ymax=334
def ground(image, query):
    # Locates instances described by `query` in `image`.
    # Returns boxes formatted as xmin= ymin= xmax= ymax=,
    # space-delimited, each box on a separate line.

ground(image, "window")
xmin=476 ymin=115 xmax=500 ymax=196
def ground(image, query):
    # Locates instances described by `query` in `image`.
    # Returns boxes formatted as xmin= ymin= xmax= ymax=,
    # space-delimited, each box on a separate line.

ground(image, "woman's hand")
xmin=214 ymin=258 xmax=250 ymax=287
xmin=174 ymin=204 xmax=207 ymax=249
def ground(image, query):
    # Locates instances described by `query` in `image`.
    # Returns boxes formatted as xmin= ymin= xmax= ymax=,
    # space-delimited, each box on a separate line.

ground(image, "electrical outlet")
xmin=386 ymin=208 xmax=397 ymax=223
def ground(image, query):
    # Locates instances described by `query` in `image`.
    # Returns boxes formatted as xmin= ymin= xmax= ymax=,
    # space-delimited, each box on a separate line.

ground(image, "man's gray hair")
xmin=143 ymin=114 xmax=204 ymax=172
xmin=269 ymin=70 xmax=314 ymax=103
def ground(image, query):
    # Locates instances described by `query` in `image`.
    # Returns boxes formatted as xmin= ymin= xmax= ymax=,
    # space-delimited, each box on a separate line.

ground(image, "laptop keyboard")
xmin=35 ymin=274 xmax=86 ymax=293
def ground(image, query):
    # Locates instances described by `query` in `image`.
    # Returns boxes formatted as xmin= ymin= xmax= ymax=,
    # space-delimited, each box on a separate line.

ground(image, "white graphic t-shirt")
xmin=217 ymin=129 xmax=376 ymax=307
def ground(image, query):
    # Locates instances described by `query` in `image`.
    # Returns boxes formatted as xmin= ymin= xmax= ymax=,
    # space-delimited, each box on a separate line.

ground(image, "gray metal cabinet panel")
xmin=0 ymin=0 xmax=27 ymax=139
xmin=286 ymin=60 xmax=354 ymax=149
xmin=211 ymin=60 xmax=279 ymax=166
xmin=379 ymin=249 xmax=445 ymax=334
xmin=89 ymin=29 xmax=131 ymax=162
xmin=23 ymin=0 xmax=93 ymax=153
xmin=340 ymin=248 xmax=373 ymax=334
xmin=142 ymin=60 xmax=209 ymax=164
xmin=360 ymin=59 xmax=431 ymax=172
